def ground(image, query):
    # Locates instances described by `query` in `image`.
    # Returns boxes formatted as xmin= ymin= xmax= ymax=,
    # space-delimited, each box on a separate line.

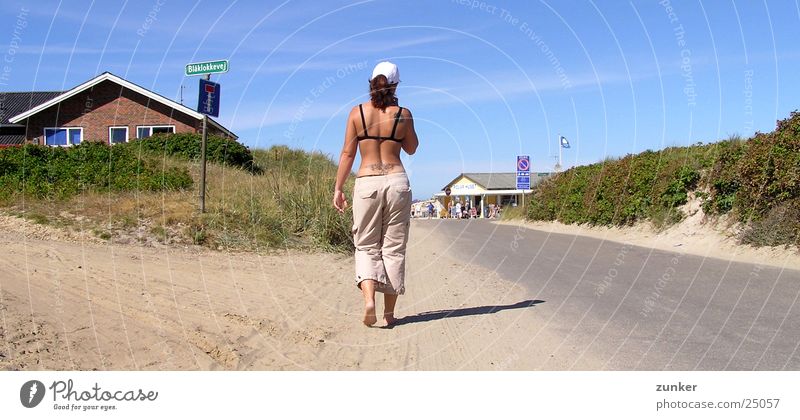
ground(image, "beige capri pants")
xmin=351 ymin=172 xmax=411 ymax=295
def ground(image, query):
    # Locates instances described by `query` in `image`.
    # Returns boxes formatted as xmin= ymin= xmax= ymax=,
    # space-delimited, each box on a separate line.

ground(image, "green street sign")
xmin=185 ymin=60 xmax=229 ymax=76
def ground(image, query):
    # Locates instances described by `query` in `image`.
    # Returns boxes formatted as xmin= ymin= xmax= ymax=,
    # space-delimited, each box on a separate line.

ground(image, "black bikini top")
xmin=356 ymin=104 xmax=404 ymax=142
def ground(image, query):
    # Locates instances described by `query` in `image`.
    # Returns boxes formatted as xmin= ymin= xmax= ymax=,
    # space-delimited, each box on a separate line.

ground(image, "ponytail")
xmin=369 ymin=74 xmax=397 ymax=110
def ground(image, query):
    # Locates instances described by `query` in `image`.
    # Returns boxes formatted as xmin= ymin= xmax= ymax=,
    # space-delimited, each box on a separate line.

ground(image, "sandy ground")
xmin=0 ymin=213 xmax=594 ymax=370
xmin=496 ymin=198 xmax=800 ymax=271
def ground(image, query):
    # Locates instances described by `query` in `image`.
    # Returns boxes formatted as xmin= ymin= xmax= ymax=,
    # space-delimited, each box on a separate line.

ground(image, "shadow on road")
xmin=385 ymin=299 xmax=545 ymax=328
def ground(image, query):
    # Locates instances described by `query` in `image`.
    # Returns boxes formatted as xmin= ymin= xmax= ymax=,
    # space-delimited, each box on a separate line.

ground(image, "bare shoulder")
xmin=400 ymin=107 xmax=413 ymax=120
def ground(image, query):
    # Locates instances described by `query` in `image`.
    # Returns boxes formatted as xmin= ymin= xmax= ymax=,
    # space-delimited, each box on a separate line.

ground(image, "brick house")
xmin=0 ymin=72 xmax=236 ymax=147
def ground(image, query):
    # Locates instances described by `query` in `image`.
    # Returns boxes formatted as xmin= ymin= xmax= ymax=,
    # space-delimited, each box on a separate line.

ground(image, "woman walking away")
xmin=332 ymin=61 xmax=419 ymax=327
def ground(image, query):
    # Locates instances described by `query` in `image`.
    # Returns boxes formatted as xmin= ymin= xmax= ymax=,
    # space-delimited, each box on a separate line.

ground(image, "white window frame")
xmin=108 ymin=126 xmax=129 ymax=144
xmin=43 ymin=127 xmax=83 ymax=147
xmin=136 ymin=124 xmax=176 ymax=139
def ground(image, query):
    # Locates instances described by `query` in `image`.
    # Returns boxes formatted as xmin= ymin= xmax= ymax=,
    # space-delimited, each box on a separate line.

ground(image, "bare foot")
xmin=383 ymin=316 xmax=397 ymax=327
xmin=363 ymin=303 xmax=377 ymax=326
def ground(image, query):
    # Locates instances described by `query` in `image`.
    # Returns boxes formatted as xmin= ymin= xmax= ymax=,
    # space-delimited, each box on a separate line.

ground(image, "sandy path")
xmin=0 ymin=216 xmax=592 ymax=370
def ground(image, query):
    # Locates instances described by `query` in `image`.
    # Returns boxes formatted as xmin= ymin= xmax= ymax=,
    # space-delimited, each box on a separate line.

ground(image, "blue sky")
xmin=1 ymin=0 xmax=799 ymax=198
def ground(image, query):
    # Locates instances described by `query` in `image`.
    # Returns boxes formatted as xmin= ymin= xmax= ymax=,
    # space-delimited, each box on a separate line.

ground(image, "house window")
xmin=109 ymin=126 xmax=129 ymax=144
xmin=136 ymin=125 xmax=175 ymax=138
xmin=44 ymin=127 xmax=82 ymax=146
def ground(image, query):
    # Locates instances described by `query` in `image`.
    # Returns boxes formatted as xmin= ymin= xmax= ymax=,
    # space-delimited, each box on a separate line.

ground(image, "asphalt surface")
xmin=413 ymin=218 xmax=800 ymax=370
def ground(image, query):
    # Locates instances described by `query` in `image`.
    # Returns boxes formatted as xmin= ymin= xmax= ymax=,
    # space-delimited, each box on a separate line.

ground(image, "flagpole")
xmin=558 ymin=134 xmax=562 ymax=169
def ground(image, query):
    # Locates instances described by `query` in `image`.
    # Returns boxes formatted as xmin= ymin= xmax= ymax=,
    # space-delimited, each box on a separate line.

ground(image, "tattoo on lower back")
xmin=368 ymin=163 xmax=396 ymax=175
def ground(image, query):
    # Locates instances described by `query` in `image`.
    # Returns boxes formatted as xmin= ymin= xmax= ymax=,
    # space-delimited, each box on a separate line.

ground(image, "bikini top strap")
xmin=358 ymin=104 xmax=369 ymax=137
xmin=390 ymin=107 xmax=404 ymax=139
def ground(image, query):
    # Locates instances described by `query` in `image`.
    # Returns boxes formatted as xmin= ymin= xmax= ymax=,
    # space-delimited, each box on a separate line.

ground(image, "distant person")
xmin=427 ymin=202 xmax=434 ymax=219
xmin=333 ymin=61 xmax=419 ymax=327
xmin=455 ymin=201 xmax=462 ymax=219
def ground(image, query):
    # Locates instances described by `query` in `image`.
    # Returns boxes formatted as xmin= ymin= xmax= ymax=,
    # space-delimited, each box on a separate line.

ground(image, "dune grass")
xmin=1 ymin=142 xmax=354 ymax=252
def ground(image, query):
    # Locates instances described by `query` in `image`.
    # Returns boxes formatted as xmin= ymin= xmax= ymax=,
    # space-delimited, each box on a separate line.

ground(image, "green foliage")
xmin=498 ymin=203 xmax=527 ymax=220
xmin=702 ymin=139 xmax=746 ymax=214
xmin=740 ymin=198 xmax=800 ymax=247
xmin=251 ymin=145 xmax=354 ymax=251
xmin=527 ymin=111 xmax=800 ymax=247
xmin=0 ymin=142 xmax=192 ymax=200
xmin=187 ymin=145 xmax=353 ymax=252
xmin=703 ymin=112 xmax=800 ymax=246
xmin=529 ymin=145 xmax=708 ymax=228
xmin=129 ymin=132 xmax=259 ymax=172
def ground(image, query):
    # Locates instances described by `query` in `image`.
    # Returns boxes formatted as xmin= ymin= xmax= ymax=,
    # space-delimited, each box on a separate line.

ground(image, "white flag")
xmin=560 ymin=136 xmax=570 ymax=148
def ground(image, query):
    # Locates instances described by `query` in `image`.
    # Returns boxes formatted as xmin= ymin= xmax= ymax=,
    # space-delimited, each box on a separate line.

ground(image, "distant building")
xmin=0 ymin=72 xmax=236 ymax=147
xmin=435 ymin=172 xmax=551 ymax=218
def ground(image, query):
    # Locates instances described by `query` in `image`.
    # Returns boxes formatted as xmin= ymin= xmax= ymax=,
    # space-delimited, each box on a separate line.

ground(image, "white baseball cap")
xmin=370 ymin=61 xmax=400 ymax=84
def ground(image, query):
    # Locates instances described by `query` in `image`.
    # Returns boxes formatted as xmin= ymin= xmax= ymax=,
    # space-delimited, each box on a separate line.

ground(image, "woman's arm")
xmin=333 ymin=107 xmax=359 ymax=213
xmin=401 ymin=108 xmax=418 ymax=155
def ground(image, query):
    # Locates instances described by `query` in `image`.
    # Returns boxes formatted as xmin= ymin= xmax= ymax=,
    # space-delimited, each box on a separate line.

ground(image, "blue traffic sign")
xmin=198 ymin=79 xmax=221 ymax=117
xmin=517 ymin=155 xmax=530 ymax=172
xmin=516 ymin=155 xmax=531 ymax=190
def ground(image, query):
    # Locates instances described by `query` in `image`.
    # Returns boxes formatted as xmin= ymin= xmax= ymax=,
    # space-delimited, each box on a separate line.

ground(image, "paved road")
xmin=413 ymin=219 xmax=800 ymax=370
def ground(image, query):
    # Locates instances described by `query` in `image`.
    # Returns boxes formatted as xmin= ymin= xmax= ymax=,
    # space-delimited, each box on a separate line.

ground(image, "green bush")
xmin=527 ymin=111 xmax=800 ymax=247
xmin=129 ymin=132 xmax=259 ymax=172
xmin=0 ymin=143 xmax=192 ymax=200
xmin=703 ymin=139 xmax=745 ymax=214
xmin=740 ymin=198 xmax=800 ymax=247
xmin=704 ymin=112 xmax=800 ymax=246
xmin=528 ymin=145 xmax=708 ymax=228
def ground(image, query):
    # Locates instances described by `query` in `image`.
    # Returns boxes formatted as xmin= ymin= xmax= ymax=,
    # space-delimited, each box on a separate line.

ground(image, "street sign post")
xmin=516 ymin=155 xmax=531 ymax=190
xmin=185 ymin=59 xmax=229 ymax=76
xmin=189 ymin=66 xmax=225 ymax=213
xmin=186 ymin=60 xmax=228 ymax=213
xmin=517 ymin=155 xmax=531 ymax=208
xmin=197 ymin=79 xmax=220 ymax=117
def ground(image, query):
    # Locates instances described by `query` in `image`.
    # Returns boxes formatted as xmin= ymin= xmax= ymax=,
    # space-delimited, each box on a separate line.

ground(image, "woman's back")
xmin=352 ymin=102 xmax=416 ymax=177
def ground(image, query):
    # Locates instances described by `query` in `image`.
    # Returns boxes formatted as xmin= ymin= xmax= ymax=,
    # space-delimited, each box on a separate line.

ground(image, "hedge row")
xmin=703 ymin=112 xmax=800 ymax=245
xmin=129 ymin=133 xmax=259 ymax=172
xmin=0 ymin=142 xmax=192 ymax=200
xmin=527 ymin=111 xmax=800 ymax=246
xmin=527 ymin=145 xmax=711 ymax=227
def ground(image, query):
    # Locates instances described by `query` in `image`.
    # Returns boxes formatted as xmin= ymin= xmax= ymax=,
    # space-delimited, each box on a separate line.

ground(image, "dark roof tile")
xmin=0 ymin=134 xmax=25 ymax=145
xmin=0 ymin=91 xmax=64 ymax=124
